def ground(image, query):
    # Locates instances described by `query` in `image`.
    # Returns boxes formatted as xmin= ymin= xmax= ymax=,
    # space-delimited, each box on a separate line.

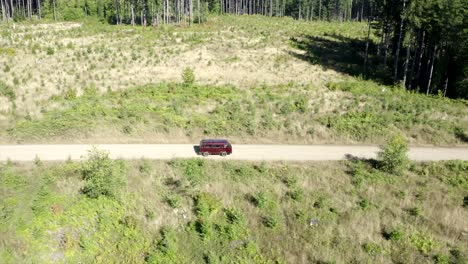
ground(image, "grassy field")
xmin=0 ymin=15 xmax=467 ymax=145
xmin=1 ymin=151 xmax=467 ymax=263
xmin=1 ymin=80 xmax=466 ymax=145
xmin=0 ymin=16 xmax=466 ymax=145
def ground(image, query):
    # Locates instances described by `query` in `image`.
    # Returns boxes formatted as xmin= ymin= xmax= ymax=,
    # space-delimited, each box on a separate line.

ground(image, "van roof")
xmin=200 ymin=139 xmax=229 ymax=144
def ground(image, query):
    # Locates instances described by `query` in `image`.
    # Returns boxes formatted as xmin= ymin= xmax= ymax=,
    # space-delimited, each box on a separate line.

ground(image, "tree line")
xmin=0 ymin=0 xmax=467 ymax=98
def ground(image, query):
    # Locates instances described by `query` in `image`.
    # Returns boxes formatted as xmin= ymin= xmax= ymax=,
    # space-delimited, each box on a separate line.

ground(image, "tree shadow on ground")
xmin=290 ymin=33 xmax=392 ymax=84
xmin=344 ymin=154 xmax=379 ymax=169
xmin=454 ymin=128 xmax=468 ymax=143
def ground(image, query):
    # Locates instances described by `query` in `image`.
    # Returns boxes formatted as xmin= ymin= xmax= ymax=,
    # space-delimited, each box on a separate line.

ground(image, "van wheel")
xmin=221 ymin=152 xmax=227 ymax=157
xmin=203 ymin=152 xmax=209 ymax=157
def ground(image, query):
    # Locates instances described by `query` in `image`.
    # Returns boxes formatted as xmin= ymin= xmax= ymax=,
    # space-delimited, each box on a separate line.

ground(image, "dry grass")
xmin=0 ymin=16 xmax=347 ymax=117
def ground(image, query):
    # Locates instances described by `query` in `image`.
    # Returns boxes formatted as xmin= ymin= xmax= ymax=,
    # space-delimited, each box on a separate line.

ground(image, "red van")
xmin=199 ymin=139 xmax=232 ymax=157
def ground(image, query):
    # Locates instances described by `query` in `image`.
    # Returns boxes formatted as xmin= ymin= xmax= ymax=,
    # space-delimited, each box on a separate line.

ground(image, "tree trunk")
xmin=131 ymin=4 xmax=135 ymax=26
xmin=198 ymin=0 xmax=201 ymax=23
xmin=53 ymin=0 xmax=56 ymax=21
xmin=426 ymin=45 xmax=437 ymax=95
xmin=364 ymin=15 xmax=371 ymax=76
xmin=319 ymin=0 xmax=321 ymax=20
xmin=393 ymin=0 xmax=406 ymax=83
xmin=383 ymin=26 xmax=390 ymax=66
xmin=403 ymin=31 xmax=413 ymax=87
xmin=269 ymin=0 xmax=272 ymax=16
xmin=189 ymin=0 xmax=193 ymax=25
xmin=1 ymin=0 xmax=6 ymax=21
xmin=37 ymin=0 xmax=41 ymax=19
xmin=298 ymin=0 xmax=301 ymax=19
xmin=414 ymin=31 xmax=426 ymax=91
xmin=443 ymin=76 xmax=448 ymax=97
xmin=408 ymin=29 xmax=421 ymax=89
xmin=360 ymin=0 xmax=363 ymax=21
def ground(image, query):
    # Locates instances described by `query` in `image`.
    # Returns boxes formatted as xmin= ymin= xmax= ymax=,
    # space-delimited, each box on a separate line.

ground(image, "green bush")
xmin=384 ymin=227 xmax=404 ymax=242
xmin=408 ymin=206 xmax=422 ymax=217
xmin=195 ymin=192 xmax=221 ymax=219
xmin=378 ymin=134 xmax=409 ymax=175
xmin=170 ymin=159 xmax=206 ymax=184
xmin=0 ymin=80 xmax=15 ymax=101
xmin=81 ymin=148 xmax=127 ymax=199
xmin=166 ymin=194 xmax=182 ymax=208
xmin=410 ymin=232 xmax=436 ymax=254
xmin=363 ymin=242 xmax=381 ymax=255
xmin=139 ymin=159 xmax=152 ymax=174
xmin=262 ymin=213 xmax=280 ymax=229
xmin=287 ymin=188 xmax=304 ymax=202
xmin=251 ymin=191 xmax=270 ymax=209
xmin=46 ymin=47 xmax=55 ymax=55
xmin=182 ymin=67 xmax=195 ymax=87
xmin=358 ymin=198 xmax=370 ymax=210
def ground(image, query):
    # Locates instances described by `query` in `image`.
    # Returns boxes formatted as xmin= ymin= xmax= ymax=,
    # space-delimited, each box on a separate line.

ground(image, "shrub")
xmin=363 ymin=242 xmax=381 ymax=255
xmin=139 ymin=159 xmax=152 ymax=174
xmin=166 ymin=195 xmax=182 ymax=208
xmin=64 ymin=88 xmax=77 ymax=100
xmin=408 ymin=206 xmax=422 ymax=217
xmin=313 ymin=196 xmax=328 ymax=209
xmin=81 ymin=148 xmax=127 ymax=199
xmin=410 ymin=232 xmax=436 ymax=254
xmin=195 ymin=192 xmax=221 ymax=219
xmin=377 ymin=134 xmax=409 ymax=175
xmin=282 ymin=175 xmax=298 ymax=187
xmin=358 ymin=198 xmax=370 ymax=210
xmin=122 ymin=125 xmax=133 ymax=134
xmin=434 ymin=254 xmax=449 ymax=264
xmin=0 ymin=80 xmax=16 ymax=101
xmin=287 ymin=188 xmax=304 ymax=202
xmin=46 ymin=47 xmax=55 ymax=55
xmin=170 ymin=159 xmax=206 ymax=184
xmin=251 ymin=191 xmax=270 ymax=209
xmin=182 ymin=67 xmax=195 ymax=87
xmin=383 ymin=227 xmax=404 ymax=242
xmin=225 ymin=207 xmax=245 ymax=225
xmin=262 ymin=213 xmax=280 ymax=229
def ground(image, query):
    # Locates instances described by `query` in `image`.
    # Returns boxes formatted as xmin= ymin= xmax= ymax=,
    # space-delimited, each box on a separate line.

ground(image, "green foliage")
xmin=262 ymin=213 xmax=280 ymax=229
xmin=46 ymin=47 xmax=55 ymax=55
xmin=170 ymin=159 xmax=206 ymax=184
xmin=434 ymin=254 xmax=450 ymax=264
xmin=182 ymin=67 xmax=195 ymax=87
xmin=384 ymin=227 xmax=405 ymax=242
xmin=166 ymin=194 xmax=182 ymax=208
xmin=147 ymin=227 xmax=179 ymax=263
xmin=195 ymin=192 xmax=221 ymax=219
xmin=138 ymin=159 xmax=152 ymax=174
xmin=282 ymin=175 xmax=298 ymax=187
xmin=251 ymin=191 xmax=273 ymax=210
xmin=64 ymin=88 xmax=77 ymax=100
xmin=81 ymin=148 xmax=127 ymax=199
xmin=411 ymin=161 xmax=468 ymax=189
xmin=363 ymin=242 xmax=381 ymax=255
xmin=378 ymin=134 xmax=409 ymax=175
xmin=0 ymin=80 xmax=16 ymax=101
xmin=1 ymin=159 xmax=467 ymax=263
xmin=358 ymin=198 xmax=370 ymax=210
xmin=410 ymin=232 xmax=436 ymax=254
xmin=287 ymin=187 xmax=304 ymax=202
xmin=407 ymin=206 xmax=423 ymax=217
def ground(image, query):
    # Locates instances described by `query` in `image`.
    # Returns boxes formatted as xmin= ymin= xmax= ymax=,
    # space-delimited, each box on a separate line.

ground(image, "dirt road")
xmin=0 ymin=144 xmax=467 ymax=161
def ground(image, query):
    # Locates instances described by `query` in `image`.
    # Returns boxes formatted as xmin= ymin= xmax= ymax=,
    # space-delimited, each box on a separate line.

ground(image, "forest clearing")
xmin=1 ymin=1 xmax=467 ymax=263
